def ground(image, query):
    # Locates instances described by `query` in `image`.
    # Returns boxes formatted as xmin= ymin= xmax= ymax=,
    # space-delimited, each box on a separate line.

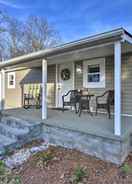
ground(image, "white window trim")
xmin=83 ymin=58 xmax=105 ymax=88
xmin=7 ymin=72 xmax=16 ymax=89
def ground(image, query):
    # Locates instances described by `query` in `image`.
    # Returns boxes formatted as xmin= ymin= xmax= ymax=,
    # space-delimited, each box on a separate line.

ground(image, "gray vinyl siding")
xmin=47 ymin=65 xmax=56 ymax=107
xmin=75 ymin=57 xmax=114 ymax=95
xmin=122 ymin=55 xmax=132 ymax=114
xmin=5 ymin=65 xmax=56 ymax=109
xmin=5 ymin=68 xmax=32 ymax=108
xmin=75 ymin=55 xmax=132 ymax=115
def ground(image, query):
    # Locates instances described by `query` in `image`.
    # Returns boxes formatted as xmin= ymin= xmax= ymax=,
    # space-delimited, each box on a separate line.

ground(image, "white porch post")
xmin=42 ymin=59 xmax=47 ymax=119
xmin=0 ymin=69 xmax=5 ymax=110
xmin=114 ymin=41 xmax=121 ymax=136
xmin=55 ymin=64 xmax=58 ymax=108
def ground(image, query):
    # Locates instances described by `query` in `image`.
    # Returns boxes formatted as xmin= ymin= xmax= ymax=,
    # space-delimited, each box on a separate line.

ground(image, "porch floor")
xmin=3 ymin=108 xmax=132 ymax=139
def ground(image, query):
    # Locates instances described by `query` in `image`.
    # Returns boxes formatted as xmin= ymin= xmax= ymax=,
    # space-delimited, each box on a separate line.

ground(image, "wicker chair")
xmin=95 ymin=90 xmax=114 ymax=119
xmin=62 ymin=90 xmax=81 ymax=113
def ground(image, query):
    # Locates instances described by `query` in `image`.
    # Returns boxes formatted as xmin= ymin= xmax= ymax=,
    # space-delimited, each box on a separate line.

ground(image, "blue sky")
xmin=0 ymin=0 xmax=132 ymax=42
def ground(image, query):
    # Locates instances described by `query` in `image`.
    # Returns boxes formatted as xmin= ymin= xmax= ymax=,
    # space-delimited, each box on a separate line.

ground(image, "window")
xmin=8 ymin=72 xmax=15 ymax=89
xmin=88 ymin=64 xmax=100 ymax=82
xmin=83 ymin=58 xmax=105 ymax=88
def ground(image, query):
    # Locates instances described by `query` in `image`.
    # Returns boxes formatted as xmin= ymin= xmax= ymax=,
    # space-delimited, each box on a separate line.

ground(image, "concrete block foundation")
xmin=42 ymin=124 xmax=130 ymax=165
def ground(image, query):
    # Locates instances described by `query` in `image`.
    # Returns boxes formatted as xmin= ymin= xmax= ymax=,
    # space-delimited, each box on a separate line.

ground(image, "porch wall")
xmin=4 ymin=54 xmax=132 ymax=114
xmin=75 ymin=54 xmax=132 ymax=115
xmin=122 ymin=55 xmax=132 ymax=115
xmin=5 ymin=68 xmax=32 ymax=108
xmin=5 ymin=65 xmax=56 ymax=109
xmin=47 ymin=65 xmax=56 ymax=107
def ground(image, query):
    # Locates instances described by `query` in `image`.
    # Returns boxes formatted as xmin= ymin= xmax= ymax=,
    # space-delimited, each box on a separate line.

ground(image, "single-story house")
xmin=0 ymin=27 xmax=132 ymax=164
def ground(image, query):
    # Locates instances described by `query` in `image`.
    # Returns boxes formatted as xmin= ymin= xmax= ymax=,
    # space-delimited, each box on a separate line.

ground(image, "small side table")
xmin=78 ymin=94 xmax=94 ymax=117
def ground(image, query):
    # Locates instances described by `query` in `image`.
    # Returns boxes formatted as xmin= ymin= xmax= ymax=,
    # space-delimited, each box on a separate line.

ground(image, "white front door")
xmin=58 ymin=63 xmax=74 ymax=107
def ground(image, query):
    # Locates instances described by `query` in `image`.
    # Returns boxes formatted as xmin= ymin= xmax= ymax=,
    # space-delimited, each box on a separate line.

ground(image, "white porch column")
xmin=42 ymin=59 xmax=47 ymax=119
xmin=55 ymin=64 xmax=58 ymax=108
xmin=114 ymin=41 xmax=121 ymax=136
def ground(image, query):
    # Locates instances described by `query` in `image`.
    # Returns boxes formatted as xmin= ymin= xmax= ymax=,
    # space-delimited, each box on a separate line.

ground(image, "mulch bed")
xmin=12 ymin=146 xmax=132 ymax=184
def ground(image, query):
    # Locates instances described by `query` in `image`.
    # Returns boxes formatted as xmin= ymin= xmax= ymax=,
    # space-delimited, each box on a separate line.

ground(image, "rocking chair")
xmin=23 ymin=85 xmax=34 ymax=109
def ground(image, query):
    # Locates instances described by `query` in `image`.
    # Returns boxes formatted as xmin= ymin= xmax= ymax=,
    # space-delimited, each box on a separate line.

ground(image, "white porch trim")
xmin=42 ymin=59 xmax=47 ymax=119
xmin=72 ymin=62 xmax=75 ymax=89
xmin=83 ymin=58 xmax=106 ymax=88
xmin=114 ymin=41 xmax=121 ymax=136
xmin=122 ymin=33 xmax=132 ymax=44
xmin=5 ymin=67 xmax=28 ymax=73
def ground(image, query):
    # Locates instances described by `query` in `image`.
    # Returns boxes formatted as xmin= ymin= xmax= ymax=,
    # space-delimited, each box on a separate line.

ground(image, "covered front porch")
xmin=1 ymin=28 xmax=132 ymax=164
xmin=4 ymin=108 xmax=132 ymax=139
xmin=1 ymin=28 xmax=132 ymax=138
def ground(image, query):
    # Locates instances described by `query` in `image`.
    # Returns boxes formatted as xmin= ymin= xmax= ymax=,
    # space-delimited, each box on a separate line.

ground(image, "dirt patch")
xmin=13 ymin=146 xmax=132 ymax=184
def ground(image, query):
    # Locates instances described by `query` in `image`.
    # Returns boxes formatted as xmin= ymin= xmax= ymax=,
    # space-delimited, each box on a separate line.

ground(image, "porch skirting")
xmin=42 ymin=123 xmax=130 ymax=165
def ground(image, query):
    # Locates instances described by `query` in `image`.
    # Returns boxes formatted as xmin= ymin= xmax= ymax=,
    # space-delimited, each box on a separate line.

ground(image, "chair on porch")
xmin=23 ymin=84 xmax=42 ymax=109
xmin=23 ymin=84 xmax=34 ymax=109
xmin=62 ymin=90 xmax=81 ymax=113
xmin=95 ymin=90 xmax=114 ymax=119
xmin=34 ymin=84 xmax=42 ymax=109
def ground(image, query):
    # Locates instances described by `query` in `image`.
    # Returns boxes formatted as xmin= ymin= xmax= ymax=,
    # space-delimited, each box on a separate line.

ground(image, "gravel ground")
xmin=13 ymin=146 xmax=132 ymax=184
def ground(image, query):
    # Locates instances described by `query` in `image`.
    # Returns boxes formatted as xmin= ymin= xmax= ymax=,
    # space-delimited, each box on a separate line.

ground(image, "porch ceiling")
xmin=4 ymin=59 xmax=42 ymax=70
xmin=5 ymin=41 xmax=132 ymax=70
xmin=47 ymin=42 xmax=132 ymax=65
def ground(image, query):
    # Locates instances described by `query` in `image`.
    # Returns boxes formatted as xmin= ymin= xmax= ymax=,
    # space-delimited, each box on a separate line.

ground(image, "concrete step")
xmin=0 ymin=116 xmax=44 ymax=156
xmin=0 ymin=134 xmax=17 ymax=155
xmin=1 ymin=116 xmax=33 ymax=129
xmin=0 ymin=124 xmax=29 ymax=140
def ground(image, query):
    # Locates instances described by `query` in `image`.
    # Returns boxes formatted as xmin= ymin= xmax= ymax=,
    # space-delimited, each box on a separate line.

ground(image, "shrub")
xmin=13 ymin=176 xmax=22 ymax=184
xmin=121 ymin=163 xmax=132 ymax=175
xmin=72 ymin=165 xmax=87 ymax=183
xmin=0 ymin=160 xmax=6 ymax=175
xmin=34 ymin=151 xmax=54 ymax=168
xmin=4 ymin=148 xmax=14 ymax=156
xmin=0 ymin=160 xmax=21 ymax=184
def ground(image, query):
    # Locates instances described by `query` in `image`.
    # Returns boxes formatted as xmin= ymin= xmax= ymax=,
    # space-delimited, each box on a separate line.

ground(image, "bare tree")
xmin=0 ymin=11 xmax=10 ymax=60
xmin=22 ymin=16 xmax=60 ymax=53
xmin=0 ymin=12 xmax=25 ymax=60
xmin=0 ymin=12 xmax=61 ymax=60
xmin=6 ymin=17 xmax=25 ymax=58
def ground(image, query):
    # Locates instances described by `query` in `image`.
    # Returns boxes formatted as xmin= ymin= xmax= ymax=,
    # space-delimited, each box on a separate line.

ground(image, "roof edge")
xmin=0 ymin=27 xmax=128 ymax=69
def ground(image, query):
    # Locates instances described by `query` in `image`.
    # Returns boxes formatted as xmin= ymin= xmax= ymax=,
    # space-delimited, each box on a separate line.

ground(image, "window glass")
xmin=88 ymin=64 xmax=100 ymax=83
xmin=8 ymin=72 xmax=15 ymax=88
xmin=88 ymin=74 xmax=100 ymax=82
xmin=83 ymin=58 xmax=105 ymax=88
xmin=88 ymin=64 xmax=100 ymax=73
